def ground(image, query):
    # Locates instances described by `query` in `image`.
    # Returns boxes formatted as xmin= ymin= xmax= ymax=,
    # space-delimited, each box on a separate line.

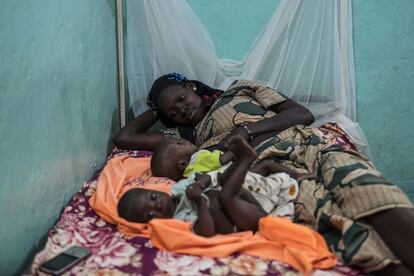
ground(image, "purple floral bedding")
xmin=31 ymin=130 xmax=365 ymax=275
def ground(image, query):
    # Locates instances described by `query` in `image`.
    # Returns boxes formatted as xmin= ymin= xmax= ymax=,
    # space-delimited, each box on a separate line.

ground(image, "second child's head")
xmin=117 ymin=188 xmax=176 ymax=223
xmin=151 ymin=138 xmax=197 ymax=181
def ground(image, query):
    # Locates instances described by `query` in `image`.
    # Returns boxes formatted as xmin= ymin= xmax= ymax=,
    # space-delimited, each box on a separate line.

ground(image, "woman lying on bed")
xmin=114 ymin=73 xmax=414 ymax=276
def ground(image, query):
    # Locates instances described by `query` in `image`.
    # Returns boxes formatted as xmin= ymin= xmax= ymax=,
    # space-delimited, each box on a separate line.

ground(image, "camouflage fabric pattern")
xmin=255 ymin=126 xmax=413 ymax=272
xmin=195 ymin=80 xmax=286 ymax=149
xmin=193 ymin=80 xmax=413 ymax=272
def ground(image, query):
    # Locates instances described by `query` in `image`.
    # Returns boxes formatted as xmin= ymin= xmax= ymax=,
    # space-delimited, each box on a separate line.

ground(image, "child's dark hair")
xmin=151 ymin=138 xmax=175 ymax=177
xmin=117 ymin=188 xmax=144 ymax=223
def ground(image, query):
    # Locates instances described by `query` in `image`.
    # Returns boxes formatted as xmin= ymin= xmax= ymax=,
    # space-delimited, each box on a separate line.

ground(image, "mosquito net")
xmin=124 ymin=0 xmax=370 ymax=154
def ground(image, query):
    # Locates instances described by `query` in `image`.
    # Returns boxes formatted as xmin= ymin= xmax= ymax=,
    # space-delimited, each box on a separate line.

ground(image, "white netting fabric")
xmin=125 ymin=0 xmax=369 ymax=154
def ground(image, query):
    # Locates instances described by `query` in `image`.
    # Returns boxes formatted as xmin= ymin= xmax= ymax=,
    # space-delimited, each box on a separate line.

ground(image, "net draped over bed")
xmin=125 ymin=0 xmax=370 ymax=155
xmin=29 ymin=1 xmax=377 ymax=274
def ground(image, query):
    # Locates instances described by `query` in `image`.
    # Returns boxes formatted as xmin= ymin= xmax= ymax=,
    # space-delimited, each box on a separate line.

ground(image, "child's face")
xmin=173 ymin=139 xmax=197 ymax=164
xmin=134 ymin=190 xmax=176 ymax=223
xmin=165 ymin=139 xmax=197 ymax=180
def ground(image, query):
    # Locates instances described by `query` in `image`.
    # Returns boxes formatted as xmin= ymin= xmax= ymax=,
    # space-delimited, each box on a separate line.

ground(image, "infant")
xmin=118 ymin=136 xmax=313 ymax=236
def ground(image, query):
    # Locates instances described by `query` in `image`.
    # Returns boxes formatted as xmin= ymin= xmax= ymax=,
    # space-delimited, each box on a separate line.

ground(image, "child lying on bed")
xmin=118 ymin=136 xmax=313 ymax=236
xmin=150 ymin=136 xmax=232 ymax=181
xmin=149 ymin=135 xmax=314 ymax=217
xmin=150 ymin=135 xmax=313 ymax=184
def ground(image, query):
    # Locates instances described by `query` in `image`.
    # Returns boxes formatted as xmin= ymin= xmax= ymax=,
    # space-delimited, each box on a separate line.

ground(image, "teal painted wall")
xmin=189 ymin=0 xmax=281 ymax=61
xmin=353 ymin=0 xmax=414 ymax=199
xmin=187 ymin=0 xmax=414 ymax=200
xmin=0 ymin=0 xmax=412 ymax=274
xmin=0 ymin=1 xmax=118 ymax=275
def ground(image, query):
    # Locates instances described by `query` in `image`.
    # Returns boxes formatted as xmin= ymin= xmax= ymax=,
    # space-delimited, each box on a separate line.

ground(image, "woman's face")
xmin=157 ymin=84 xmax=206 ymax=126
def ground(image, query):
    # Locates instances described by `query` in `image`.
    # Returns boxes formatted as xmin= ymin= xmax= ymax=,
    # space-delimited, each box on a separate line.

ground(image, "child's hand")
xmin=186 ymin=183 xmax=204 ymax=205
xmin=219 ymin=151 xmax=234 ymax=165
xmin=194 ymin=173 xmax=211 ymax=190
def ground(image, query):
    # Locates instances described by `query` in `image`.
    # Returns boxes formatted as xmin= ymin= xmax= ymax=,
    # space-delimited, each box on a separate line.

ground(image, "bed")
xmin=30 ymin=124 xmax=365 ymax=275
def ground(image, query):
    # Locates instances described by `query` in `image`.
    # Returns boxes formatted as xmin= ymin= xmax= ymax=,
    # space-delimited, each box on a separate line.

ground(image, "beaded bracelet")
xmin=149 ymin=109 xmax=158 ymax=117
xmin=240 ymin=124 xmax=254 ymax=141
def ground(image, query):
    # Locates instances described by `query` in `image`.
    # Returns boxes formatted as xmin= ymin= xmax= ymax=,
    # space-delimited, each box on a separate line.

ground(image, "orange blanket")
xmin=89 ymin=156 xmax=337 ymax=274
xmin=89 ymin=156 xmax=175 ymax=236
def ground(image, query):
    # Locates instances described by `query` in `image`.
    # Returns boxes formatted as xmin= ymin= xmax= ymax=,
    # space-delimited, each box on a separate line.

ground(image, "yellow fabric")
xmin=183 ymin=149 xmax=222 ymax=177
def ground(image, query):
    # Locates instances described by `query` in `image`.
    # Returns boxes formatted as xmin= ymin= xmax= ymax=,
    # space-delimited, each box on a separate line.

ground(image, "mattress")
xmin=31 ymin=123 xmax=364 ymax=275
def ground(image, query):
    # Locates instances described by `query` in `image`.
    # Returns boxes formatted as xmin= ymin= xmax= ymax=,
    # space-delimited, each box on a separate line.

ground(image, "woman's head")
xmin=157 ymin=83 xmax=205 ymax=126
xmin=147 ymin=73 xmax=222 ymax=127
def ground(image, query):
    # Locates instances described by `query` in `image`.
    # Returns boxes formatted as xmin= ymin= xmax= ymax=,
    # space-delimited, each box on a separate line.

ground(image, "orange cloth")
xmin=149 ymin=217 xmax=336 ymax=275
xmin=89 ymin=156 xmax=175 ymax=236
xmin=89 ymin=155 xmax=337 ymax=274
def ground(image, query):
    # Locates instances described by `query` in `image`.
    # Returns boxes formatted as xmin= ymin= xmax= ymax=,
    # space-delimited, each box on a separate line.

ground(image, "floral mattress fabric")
xmin=31 ymin=124 xmax=364 ymax=275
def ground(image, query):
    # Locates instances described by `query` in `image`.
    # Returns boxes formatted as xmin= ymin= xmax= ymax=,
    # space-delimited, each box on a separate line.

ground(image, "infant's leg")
xmin=206 ymin=191 xmax=237 ymax=234
xmin=251 ymin=159 xmax=316 ymax=181
xmin=217 ymin=136 xmax=256 ymax=186
xmin=219 ymin=192 xmax=267 ymax=231
xmin=219 ymin=136 xmax=256 ymax=195
xmin=250 ymin=159 xmax=276 ymax=176
xmin=218 ymin=136 xmax=266 ymax=231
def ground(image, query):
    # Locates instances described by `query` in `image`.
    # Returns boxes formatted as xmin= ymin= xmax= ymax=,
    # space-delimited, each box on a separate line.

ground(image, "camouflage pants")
xmin=255 ymin=126 xmax=413 ymax=272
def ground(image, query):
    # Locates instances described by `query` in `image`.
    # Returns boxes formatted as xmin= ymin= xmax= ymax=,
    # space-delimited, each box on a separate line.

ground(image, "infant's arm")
xmin=193 ymin=199 xmax=215 ymax=237
xmin=186 ymin=182 xmax=215 ymax=237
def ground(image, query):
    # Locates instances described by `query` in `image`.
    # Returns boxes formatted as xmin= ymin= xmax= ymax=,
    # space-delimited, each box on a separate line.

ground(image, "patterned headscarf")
xmin=147 ymin=73 xmax=189 ymax=113
xmin=147 ymin=73 xmax=222 ymax=142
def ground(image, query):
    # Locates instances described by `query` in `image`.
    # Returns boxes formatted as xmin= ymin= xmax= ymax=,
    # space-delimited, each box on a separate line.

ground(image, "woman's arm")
xmin=215 ymin=98 xmax=314 ymax=150
xmin=247 ymin=98 xmax=314 ymax=146
xmin=251 ymin=98 xmax=314 ymax=135
xmin=113 ymin=110 xmax=165 ymax=150
xmin=241 ymin=79 xmax=315 ymax=135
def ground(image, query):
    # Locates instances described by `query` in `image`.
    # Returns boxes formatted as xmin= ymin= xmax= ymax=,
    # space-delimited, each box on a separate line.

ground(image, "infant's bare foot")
xmin=227 ymin=135 xmax=257 ymax=163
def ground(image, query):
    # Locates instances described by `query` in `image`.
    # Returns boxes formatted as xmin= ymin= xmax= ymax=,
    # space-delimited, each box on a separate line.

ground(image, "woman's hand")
xmin=216 ymin=126 xmax=249 ymax=151
xmin=244 ymin=99 xmax=314 ymax=142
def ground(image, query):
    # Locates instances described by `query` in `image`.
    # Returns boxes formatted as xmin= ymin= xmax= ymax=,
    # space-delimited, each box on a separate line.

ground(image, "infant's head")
xmin=117 ymin=188 xmax=175 ymax=223
xmin=151 ymin=138 xmax=197 ymax=181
